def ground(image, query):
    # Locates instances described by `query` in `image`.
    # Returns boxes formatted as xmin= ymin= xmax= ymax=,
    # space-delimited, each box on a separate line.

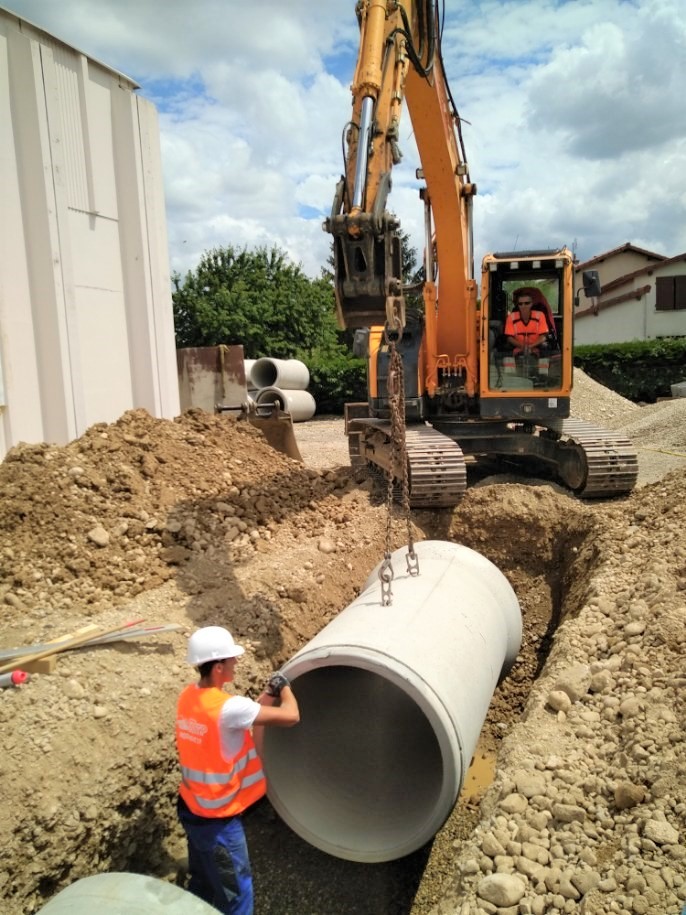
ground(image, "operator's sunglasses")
xmin=518 ymin=299 xmax=533 ymax=305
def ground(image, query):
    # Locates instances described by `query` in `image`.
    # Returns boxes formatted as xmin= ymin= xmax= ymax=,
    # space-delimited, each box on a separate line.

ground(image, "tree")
xmin=172 ymin=245 xmax=340 ymax=359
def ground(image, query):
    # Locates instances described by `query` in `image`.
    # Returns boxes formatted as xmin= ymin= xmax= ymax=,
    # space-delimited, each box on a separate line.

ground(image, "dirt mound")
xmin=1 ymin=400 xmax=685 ymax=914
xmin=0 ymin=408 xmax=354 ymax=620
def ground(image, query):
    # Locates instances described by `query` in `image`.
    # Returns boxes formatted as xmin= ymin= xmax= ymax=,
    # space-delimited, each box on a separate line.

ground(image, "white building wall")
xmin=575 ymin=264 xmax=686 ymax=344
xmin=0 ymin=9 xmax=179 ymax=459
xmin=575 ymin=296 xmax=646 ymax=345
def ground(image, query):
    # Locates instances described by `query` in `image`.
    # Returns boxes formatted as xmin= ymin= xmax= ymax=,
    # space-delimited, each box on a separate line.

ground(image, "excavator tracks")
xmin=349 ymin=414 xmax=637 ymax=506
xmin=547 ymin=418 xmax=638 ymax=498
xmin=404 ymin=427 xmax=468 ymax=507
xmin=353 ymin=421 xmax=467 ymax=507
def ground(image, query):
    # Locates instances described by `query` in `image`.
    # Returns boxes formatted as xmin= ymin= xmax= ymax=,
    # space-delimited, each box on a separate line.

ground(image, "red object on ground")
xmin=0 ymin=670 xmax=29 ymax=688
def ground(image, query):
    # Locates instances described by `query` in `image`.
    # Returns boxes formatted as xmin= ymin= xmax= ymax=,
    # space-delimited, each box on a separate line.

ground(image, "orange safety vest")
xmin=504 ymin=310 xmax=548 ymax=347
xmin=176 ymin=684 xmax=266 ymax=818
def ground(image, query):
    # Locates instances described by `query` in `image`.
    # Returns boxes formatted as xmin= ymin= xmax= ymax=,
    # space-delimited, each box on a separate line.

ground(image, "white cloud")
xmin=9 ymin=0 xmax=686 ymax=279
xmin=526 ymin=2 xmax=686 ymax=158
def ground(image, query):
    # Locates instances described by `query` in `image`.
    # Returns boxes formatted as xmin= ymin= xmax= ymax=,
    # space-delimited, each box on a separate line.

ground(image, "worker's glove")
xmin=265 ymin=672 xmax=289 ymax=697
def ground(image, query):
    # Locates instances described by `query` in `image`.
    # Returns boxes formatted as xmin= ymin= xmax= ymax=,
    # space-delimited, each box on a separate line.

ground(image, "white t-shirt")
xmin=218 ymin=695 xmax=261 ymax=759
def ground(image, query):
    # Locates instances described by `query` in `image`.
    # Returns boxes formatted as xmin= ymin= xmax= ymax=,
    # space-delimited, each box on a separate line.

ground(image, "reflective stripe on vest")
xmin=176 ymin=684 xmax=266 ymax=818
xmin=506 ymin=312 xmax=547 ymax=344
xmin=189 ymin=769 xmax=266 ymax=811
xmin=180 ymin=747 xmax=260 ymax=785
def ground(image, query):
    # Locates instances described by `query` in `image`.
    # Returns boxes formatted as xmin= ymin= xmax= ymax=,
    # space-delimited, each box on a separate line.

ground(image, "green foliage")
xmin=173 ymin=245 xmax=339 ymax=357
xmin=574 ymin=338 xmax=686 ymax=402
xmin=307 ymin=348 xmax=367 ymax=414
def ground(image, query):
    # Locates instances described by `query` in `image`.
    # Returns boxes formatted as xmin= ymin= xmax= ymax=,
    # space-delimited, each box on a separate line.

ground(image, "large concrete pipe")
xmin=262 ymin=540 xmax=522 ymax=863
xmin=251 ymin=357 xmax=310 ymax=390
xmin=37 ymin=873 xmax=218 ymax=914
xmin=255 ymin=386 xmax=316 ymax=422
xmin=243 ymin=358 xmax=257 ymax=390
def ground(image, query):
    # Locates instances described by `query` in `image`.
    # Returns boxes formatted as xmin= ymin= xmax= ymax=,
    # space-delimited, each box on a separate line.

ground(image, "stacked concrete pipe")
xmin=243 ymin=358 xmax=258 ymax=391
xmin=254 ymin=387 xmax=316 ymax=422
xmin=262 ymin=540 xmax=522 ymax=863
xmin=250 ymin=357 xmax=309 ymax=390
xmin=250 ymin=357 xmax=315 ymax=422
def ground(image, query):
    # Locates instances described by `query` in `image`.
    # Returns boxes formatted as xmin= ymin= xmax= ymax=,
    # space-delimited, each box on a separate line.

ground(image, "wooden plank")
xmin=0 ymin=619 xmax=145 ymax=675
xmin=21 ymin=657 xmax=57 ymax=674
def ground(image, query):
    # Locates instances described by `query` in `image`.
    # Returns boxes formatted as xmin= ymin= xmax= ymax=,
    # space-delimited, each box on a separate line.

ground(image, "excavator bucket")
xmin=207 ymin=345 xmax=302 ymax=463
xmin=209 ymin=344 xmax=303 ymax=463
xmin=245 ymin=403 xmax=303 ymax=463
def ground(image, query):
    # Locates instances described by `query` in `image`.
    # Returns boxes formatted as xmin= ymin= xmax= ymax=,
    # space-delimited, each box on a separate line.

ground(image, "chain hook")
xmin=406 ymin=547 xmax=420 ymax=577
xmin=378 ymin=555 xmax=394 ymax=606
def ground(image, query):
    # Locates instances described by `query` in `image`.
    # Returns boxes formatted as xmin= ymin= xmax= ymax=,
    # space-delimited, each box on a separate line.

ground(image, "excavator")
xmin=326 ymin=0 xmax=638 ymax=507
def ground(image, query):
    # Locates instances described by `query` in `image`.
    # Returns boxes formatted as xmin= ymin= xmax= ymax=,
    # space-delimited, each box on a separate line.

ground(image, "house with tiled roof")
xmin=574 ymin=244 xmax=686 ymax=344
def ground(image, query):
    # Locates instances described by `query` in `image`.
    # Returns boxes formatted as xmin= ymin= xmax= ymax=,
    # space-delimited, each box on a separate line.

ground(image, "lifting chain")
xmin=378 ymin=326 xmax=419 ymax=606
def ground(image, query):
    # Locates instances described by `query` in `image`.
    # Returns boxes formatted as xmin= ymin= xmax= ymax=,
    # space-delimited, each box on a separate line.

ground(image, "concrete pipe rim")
xmin=264 ymin=649 xmax=463 ymax=863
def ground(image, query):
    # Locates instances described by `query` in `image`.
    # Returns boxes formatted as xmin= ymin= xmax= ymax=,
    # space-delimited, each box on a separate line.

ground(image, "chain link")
xmin=378 ymin=553 xmax=394 ymax=606
xmin=379 ymin=329 xmax=419 ymax=605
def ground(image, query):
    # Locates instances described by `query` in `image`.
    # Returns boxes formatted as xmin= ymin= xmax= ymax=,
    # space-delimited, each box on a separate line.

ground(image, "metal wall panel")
xmin=0 ymin=9 xmax=180 ymax=459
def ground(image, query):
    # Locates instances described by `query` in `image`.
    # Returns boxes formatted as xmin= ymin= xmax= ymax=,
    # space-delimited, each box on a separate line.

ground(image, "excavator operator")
xmin=504 ymin=289 xmax=553 ymax=357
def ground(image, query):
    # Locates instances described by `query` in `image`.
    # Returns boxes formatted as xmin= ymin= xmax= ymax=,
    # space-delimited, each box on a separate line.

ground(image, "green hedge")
xmin=574 ymin=338 xmax=686 ymax=403
xmin=305 ymin=350 xmax=367 ymax=415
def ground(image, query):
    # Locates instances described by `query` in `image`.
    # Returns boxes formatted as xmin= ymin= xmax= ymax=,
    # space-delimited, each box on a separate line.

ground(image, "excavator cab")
xmin=479 ymin=249 xmax=575 ymax=422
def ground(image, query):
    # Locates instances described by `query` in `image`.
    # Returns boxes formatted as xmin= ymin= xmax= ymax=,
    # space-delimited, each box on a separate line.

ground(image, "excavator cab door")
xmin=479 ymin=249 xmax=575 ymax=422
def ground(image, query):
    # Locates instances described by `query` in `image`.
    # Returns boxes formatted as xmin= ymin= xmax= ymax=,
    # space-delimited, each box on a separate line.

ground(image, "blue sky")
xmin=6 ymin=0 xmax=686 ymax=279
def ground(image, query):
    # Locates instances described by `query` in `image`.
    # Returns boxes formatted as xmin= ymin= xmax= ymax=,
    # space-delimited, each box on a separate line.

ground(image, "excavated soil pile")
xmin=0 ymin=378 xmax=685 ymax=915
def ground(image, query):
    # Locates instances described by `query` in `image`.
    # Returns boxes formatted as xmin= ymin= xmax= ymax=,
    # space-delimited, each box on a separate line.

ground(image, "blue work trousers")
xmin=177 ymin=797 xmax=254 ymax=915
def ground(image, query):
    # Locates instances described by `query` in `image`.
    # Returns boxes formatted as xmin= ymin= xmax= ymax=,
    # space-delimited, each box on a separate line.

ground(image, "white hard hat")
xmin=186 ymin=626 xmax=245 ymax=666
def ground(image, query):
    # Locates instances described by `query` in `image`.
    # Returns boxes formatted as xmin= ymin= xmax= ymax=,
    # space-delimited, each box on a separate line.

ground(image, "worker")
xmin=504 ymin=289 xmax=551 ymax=356
xmin=176 ymin=625 xmax=300 ymax=915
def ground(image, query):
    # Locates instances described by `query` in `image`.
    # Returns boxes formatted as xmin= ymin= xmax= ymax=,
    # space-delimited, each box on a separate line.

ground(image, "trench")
xmin=120 ymin=491 xmax=597 ymax=915
xmin=21 ymin=480 xmax=596 ymax=915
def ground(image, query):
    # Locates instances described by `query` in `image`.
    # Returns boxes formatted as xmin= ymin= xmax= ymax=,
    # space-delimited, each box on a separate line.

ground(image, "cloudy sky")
xmin=7 ymin=0 xmax=686 ymax=279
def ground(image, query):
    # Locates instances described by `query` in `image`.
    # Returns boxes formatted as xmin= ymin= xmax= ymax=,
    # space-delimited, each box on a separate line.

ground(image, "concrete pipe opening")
xmin=263 ymin=540 xmax=521 ymax=863
xmin=251 ymin=357 xmax=310 ymax=390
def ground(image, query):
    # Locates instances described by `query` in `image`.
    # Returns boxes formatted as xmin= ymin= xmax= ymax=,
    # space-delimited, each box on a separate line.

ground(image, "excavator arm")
xmin=325 ymin=0 xmax=478 ymax=395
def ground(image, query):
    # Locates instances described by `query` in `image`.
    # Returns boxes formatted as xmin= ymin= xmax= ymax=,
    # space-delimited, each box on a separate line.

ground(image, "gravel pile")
xmin=432 ymin=473 xmax=686 ymax=915
xmin=614 ymin=400 xmax=686 ymax=451
xmin=570 ymin=369 xmax=642 ymax=429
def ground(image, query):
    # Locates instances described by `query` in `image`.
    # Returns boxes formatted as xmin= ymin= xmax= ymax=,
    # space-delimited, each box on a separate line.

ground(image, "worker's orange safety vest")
xmin=504 ymin=311 xmax=548 ymax=346
xmin=176 ymin=685 xmax=266 ymax=818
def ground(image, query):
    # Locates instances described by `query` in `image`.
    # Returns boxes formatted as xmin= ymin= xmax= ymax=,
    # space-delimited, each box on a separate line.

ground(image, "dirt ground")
xmin=0 ymin=376 xmax=685 ymax=914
